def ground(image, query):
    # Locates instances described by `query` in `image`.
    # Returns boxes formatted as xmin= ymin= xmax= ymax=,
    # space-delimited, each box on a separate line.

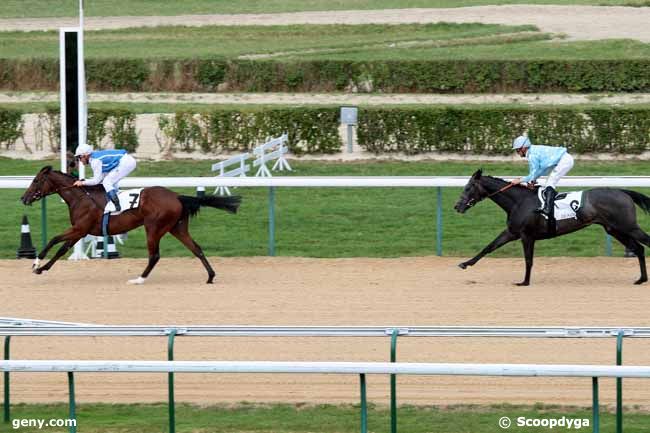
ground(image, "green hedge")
xmin=0 ymin=107 xmax=341 ymax=155
xmin=0 ymin=108 xmax=23 ymax=149
xmin=357 ymin=107 xmax=650 ymax=155
xmin=157 ymin=108 xmax=341 ymax=155
xmin=2 ymin=59 xmax=650 ymax=93
xmin=3 ymin=106 xmax=648 ymax=156
xmin=40 ymin=108 xmax=138 ymax=152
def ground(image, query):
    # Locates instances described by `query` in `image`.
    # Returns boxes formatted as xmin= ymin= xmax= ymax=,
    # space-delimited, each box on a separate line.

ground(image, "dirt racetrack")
xmin=2 ymin=256 xmax=650 ymax=407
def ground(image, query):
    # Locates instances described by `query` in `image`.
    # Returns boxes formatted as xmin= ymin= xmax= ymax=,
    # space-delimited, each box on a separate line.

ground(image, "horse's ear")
xmin=471 ymin=168 xmax=483 ymax=179
xmin=39 ymin=166 xmax=53 ymax=174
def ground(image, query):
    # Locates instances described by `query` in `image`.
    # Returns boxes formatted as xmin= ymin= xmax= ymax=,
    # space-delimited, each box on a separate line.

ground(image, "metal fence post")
xmin=592 ymin=377 xmax=599 ymax=433
xmin=616 ymin=330 xmax=624 ymax=433
xmin=67 ymin=372 xmax=76 ymax=433
xmin=41 ymin=196 xmax=47 ymax=250
xmin=436 ymin=187 xmax=443 ymax=256
xmin=268 ymin=187 xmax=276 ymax=256
xmin=3 ymin=336 xmax=10 ymax=423
xmin=390 ymin=329 xmax=399 ymax=433
xmin=605 ymin=234 xmax=613 ymax=257
xmin=168 ymin=329 xmax=178 ymax=433
xmin=359 ymin=374 xmax=367 ymax=433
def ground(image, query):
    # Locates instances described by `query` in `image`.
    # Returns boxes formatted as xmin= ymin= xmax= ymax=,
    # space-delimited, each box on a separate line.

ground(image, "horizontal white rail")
xmin=2 ymin=360 xmax=650 ymax=377
xmin=3 ymin=176 xmax=650 ymax=189
xmin=0 ymin=325 xmax=647 ymax=337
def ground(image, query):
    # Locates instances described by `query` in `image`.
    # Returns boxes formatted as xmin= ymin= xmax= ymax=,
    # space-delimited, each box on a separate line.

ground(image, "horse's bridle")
xmin=465 ymin=182 xmax=516 ymax=209
xmin=31 ymin=174 xmax=103 ymax=210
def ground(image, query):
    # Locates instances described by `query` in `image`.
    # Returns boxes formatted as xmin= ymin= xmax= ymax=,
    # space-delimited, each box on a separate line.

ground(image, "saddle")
xmin=102 ymin=189 xmax=143 ymax=236
xmin=536 ymin=188 xmax=584 ymax=221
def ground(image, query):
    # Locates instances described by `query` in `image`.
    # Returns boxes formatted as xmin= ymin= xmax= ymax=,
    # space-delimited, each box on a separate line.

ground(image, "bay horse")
xmin=21 ymin=166 xmax=241 ymax=284
xmin=454 ymin=169 xmax=650 ymax=286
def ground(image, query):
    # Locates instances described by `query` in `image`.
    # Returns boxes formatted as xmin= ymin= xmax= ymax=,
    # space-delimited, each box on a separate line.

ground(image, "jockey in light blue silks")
xmin=509 ymin=135 xmax=575 ymax=218
xmin=73 ymin=144 xmax=137 ymax=212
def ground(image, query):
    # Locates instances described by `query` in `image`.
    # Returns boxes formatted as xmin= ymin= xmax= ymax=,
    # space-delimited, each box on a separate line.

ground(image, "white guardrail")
xmin=0 ymin=325 xmax=648 ymax=337
xmin=1 ymin=360 xmax=650 ymax=377
xmin=3 ymin=175 xmax=650 ymax=189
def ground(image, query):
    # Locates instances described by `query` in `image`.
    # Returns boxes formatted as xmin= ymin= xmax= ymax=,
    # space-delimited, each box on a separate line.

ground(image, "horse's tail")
xmin=622 ymin=190 xmax=650 ymax=214
xmin=178 ymin=195 xmax=242 ymax=218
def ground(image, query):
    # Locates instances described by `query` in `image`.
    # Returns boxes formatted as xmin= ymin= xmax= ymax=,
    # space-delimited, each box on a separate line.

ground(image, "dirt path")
xmin=5 ymin=91 xmax=650 ymax=106
xmin=1 ymin=6 xmax=650 ymax=41
xmin=2 ymin=256 xmax=650 ymax=406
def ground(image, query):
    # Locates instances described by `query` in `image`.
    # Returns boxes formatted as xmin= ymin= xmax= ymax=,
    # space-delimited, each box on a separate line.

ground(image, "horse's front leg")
xmin=33 ymin=227 xmax=86 ymax=274
xmin=459 ymin=229 xmax=518 ymax=269
xmin=516 ymin=236 xmax=536 ymax=286
xmin=33 ymin=234 xmax=66 ymax=270
xmin=33 ymin=238 xmax=80 ymax=274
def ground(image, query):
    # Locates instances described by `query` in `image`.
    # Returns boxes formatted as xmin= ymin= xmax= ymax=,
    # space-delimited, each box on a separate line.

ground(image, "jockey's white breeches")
xmin=102 ymin=154 xmax=136 ymax=192
xmin=544 ymin=153 xmax=574 ymax=189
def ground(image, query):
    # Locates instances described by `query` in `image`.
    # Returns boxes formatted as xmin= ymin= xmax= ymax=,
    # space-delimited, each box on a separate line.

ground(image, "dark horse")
xmin=454 ymin=169 xmax=650 ymax=286
xmin=21 ymin=166 xmax=241 ymax=284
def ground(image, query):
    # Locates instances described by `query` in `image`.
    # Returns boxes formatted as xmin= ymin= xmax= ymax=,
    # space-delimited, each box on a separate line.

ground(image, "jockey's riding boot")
xmin=106 ymin=190 xmax=121 ymax=212
xmin=534 ymin=189 xmax=547 ymax=213
xmin=542 ymin=187 xmax=557 ymax=218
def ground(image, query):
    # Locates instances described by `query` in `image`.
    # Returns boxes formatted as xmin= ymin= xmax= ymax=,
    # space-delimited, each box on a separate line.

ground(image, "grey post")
xmin=340 ymin=107 xmax=358 ymax=153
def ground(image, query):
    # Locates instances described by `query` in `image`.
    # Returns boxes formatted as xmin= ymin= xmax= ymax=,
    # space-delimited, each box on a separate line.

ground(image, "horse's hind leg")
xmin=609 ymin=229 xmax=647 ymax=284
xmin=628 ymin=227 xmax=650 ymax=248
xmin=128 ymin=225 xmax=166 ymax=285
xmin=516 ymin=236 xmax=535 ymax=287
xmin=169 ymin=217 xmax=216 ymax=284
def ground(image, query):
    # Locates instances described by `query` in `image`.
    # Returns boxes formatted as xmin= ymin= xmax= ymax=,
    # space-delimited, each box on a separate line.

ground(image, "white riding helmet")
xmin=74 ymin=143 xmax=93 ymax=156
xmin=512 ymin=135 xmax=531 ymax=150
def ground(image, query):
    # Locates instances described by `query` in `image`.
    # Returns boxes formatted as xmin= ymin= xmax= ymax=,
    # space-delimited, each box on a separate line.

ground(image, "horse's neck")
xmin=481 ymin=177 xmax=521 ymax=213
xmin=51 ymin=174 xmax=102 ymax=210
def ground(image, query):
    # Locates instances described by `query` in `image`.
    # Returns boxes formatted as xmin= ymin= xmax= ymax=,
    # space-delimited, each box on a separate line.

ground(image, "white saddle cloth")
xmin=104 ymin=188 xmax=143 ymax=215
xmin=538 ymin=189 xmax=583 ymax=221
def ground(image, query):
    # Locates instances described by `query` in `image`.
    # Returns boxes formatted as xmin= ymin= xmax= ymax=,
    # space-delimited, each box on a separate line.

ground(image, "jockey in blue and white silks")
xmin=509 ymin=135 xmax=574 ymax=218
xmin=73 ymin=144 xmax=137 ymax=212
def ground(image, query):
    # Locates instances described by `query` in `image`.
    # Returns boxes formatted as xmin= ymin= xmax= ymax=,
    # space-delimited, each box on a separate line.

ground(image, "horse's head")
xmin=21 ymin=166 xmax=58 ymax=205
xmin=454 ymin=169 xmax=485 ymax=214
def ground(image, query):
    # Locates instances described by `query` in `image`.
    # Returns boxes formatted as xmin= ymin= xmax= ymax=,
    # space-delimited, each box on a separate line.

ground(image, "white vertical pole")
xmin=70 ymin=0 xmax=88 ymax=261
xmin=59 ymin=29 xmax=67 ymax=173
xmin=78 ymin=0 xmax=87 ymax=168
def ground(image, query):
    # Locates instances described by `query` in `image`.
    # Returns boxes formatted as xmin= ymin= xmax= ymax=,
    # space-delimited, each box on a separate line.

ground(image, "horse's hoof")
xmin=127 ymin=276 xmax=146 ymax=285
xmin=33 ymin=267 xmax=43 ymax=275
xmin=515 ymin=281 xmax=530 ymax=287
xmin=458 ymin=263 xmax=468 ymax=270
xmin=634 ymin=278 xmax=647 ymax=285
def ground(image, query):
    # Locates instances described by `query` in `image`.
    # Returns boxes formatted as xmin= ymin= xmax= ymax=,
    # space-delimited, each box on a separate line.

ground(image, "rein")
xmin=485 ymin=182 xmax=516 ymax=199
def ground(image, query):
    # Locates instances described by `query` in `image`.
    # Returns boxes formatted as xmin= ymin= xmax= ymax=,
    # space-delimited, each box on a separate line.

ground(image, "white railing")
xmin=0 ymin=359 xmax=644 ymax=432
xmin=3 ymin=175 xmax=650 ymax=189
xmin=1 ymin=360 xmax=649 ymax=377
xmin=0 ymin=324 xmax=649 ymax=337
xmin=0 ymin=320 xmax=643 ymax=432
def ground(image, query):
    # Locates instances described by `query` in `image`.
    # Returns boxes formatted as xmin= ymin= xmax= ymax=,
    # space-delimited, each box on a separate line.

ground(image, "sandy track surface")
xmin=5 ymin=92 xmax=650 ymax=106
xmin=1 ymin=6 xmax=650 ymax=42
xmin=2 ymin=256 xmax=650 ymax=406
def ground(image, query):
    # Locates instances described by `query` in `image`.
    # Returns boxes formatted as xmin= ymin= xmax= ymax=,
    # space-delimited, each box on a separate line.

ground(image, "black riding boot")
xmin=107 ymin=190 xmax=121 ymax=212
xmin=542 ymin=187 xmax=556 ymax=218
